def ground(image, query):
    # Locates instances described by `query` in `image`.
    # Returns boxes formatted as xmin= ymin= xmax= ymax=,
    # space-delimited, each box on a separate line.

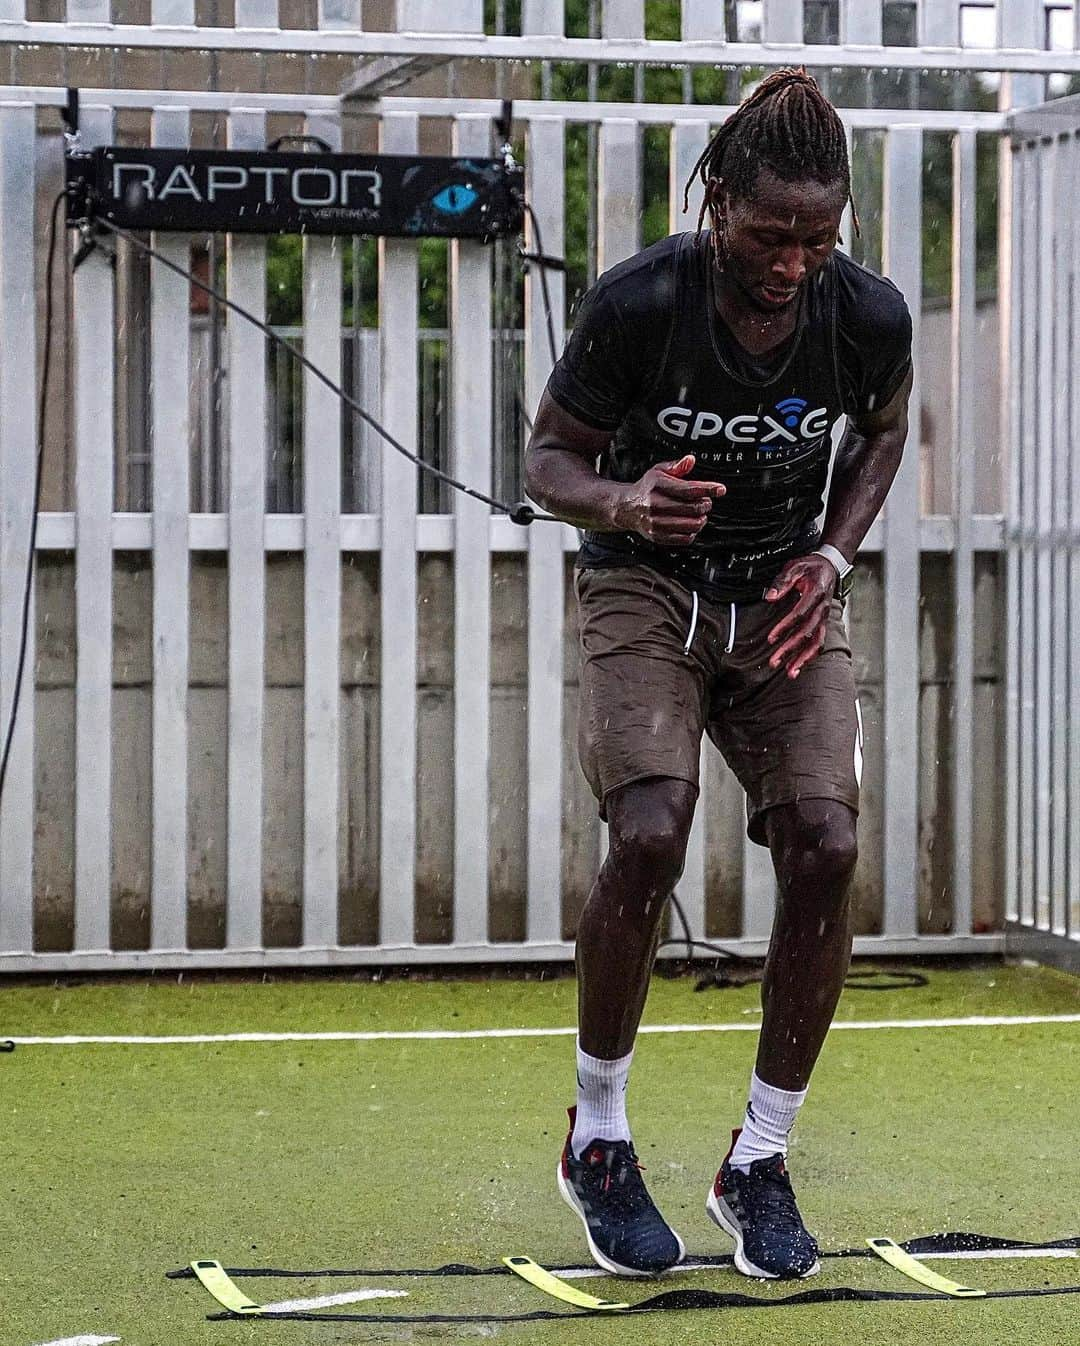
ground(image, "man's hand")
xmin=611 ymin=455 xmax=726 ymax=546
xmin=764 ymin=554 xmax=840 ymax=679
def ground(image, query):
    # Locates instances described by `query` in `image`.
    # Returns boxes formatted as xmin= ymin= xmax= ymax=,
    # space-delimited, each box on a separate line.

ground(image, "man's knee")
xmin=767 ymin=801 xmax=858 ymax=896
xmin=606 ymin=779 xmax=696 ymax=895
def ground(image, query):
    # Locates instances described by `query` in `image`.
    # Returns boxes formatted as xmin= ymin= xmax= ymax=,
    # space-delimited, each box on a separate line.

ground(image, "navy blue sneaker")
xmin=706 ymin=1129 xmax=820 ymax=1279
xmin=557 ymin=1107 xmax=685 ymax=1277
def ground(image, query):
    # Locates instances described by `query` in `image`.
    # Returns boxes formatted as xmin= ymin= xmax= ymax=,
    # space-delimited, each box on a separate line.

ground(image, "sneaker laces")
xmin=743 ymin=1160 xmax=809 ymax=1237
xmin=584 ymin=1141 xmax=651 ymax=1209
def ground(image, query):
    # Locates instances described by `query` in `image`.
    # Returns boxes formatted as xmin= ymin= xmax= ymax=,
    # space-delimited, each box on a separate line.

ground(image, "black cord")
xmin=522 ymin=202 xmax=560 ymax=370
xmin=90 ymin=218 xmax=561 ymax=528
xmin=658 ymin=893 xmax=928 ymax=992
xmin=0 ymin=190 xmax=64 ymax=811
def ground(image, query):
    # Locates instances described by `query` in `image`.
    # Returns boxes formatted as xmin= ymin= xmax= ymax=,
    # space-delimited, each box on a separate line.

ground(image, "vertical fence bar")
xmin=66 ymin=0 xmax=110 ymax=18
xmin=1018 ymin=143 xmax=1038 ymax=927
xmin=1069 ymin=130 xmax=1080 ymax=937
xmin=152 ymin=0 xmax=195 ymax=21
xmin=355 ymin=330 xmax=381 ymax=512
xmin=1003 ymin=136 xmax=1022 ymax=926
xmin=1051 ymin=130 xmax=1071 ymax=938
xmin=839 ymin=120 xmax=855 ymax=256
xmin=522 ymin=0 xmax=563 ymax=35
xmin=950 ymin=129 xmax=975 ymax=939
xmin=377 ymin=111 xmax=420 ymax=946
xmin=670 ymin=119 xmax=708 ymax=240
xmin=0 ymin=102 xmax=36 ymax=954
xmin=398 ymin=0 xmax=483 ymax=31
xmin=741 ymin=831 xmax=776 ymax=943
xmin=451 ymin=113 xmax=493 ymax=946
xmin=225 ymin=109 xmax=268 ymax=949
xmin=600 ymin=0 xmax=643 ymax=39
xmin=675 ymin=748 xmax=708 ymax=942
xmin=318 ymin=0 xmax=361 ymax=29
xmin=998 ymin=0 xmax=1046 ymax=113
xmin=669 ymin=122 xmax=709 ymax=938
xmin=525 ymin=116 xmax=566 ymax=946
xmin=1034 ymin=135 xmax=1055 ymax=930
xmin=73 ymin=106 xmax=115 ymax=953
xmin=301 ymin=113 xmax=343 ymax=949
xmin=762 ymin=0 xmax=802 ymax=43
xmin=597 ymin=119 xmax=639 ymax=274
xmin=839 ymin=0 xmax=881 ymax=45
xmin=682 ymin=0 xmax=725 ymax=42
xmin=234 ymin=0 xmax=278 ymax=25
xmin=919 ymin=0 xmax=961 ymax=46
xmin=149 ymin=106 xmax=191 ymax=951
xmin=881 ymin=126 xmax=922 ymax=940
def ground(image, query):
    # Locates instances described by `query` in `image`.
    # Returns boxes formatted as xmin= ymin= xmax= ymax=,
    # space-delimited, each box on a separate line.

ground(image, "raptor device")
xmin=63 ymin=90 xmax=524 ymax=242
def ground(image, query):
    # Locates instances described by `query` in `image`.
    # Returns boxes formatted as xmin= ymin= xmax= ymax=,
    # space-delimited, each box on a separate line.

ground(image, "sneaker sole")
xmin=556 ymin=1160 xmax=685 ymax=1279
xmin=705 ymin=1186 xmax=821 ymax=1281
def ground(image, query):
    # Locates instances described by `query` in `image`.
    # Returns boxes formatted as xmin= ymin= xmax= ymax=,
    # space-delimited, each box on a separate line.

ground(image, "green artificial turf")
xmin=1 ymin=962 xmax=1077 ymax=1345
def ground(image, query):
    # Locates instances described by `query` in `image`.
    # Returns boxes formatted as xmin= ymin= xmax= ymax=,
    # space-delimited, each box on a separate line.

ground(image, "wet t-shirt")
xmin=546 ymin=232 xmax=912 ymax=602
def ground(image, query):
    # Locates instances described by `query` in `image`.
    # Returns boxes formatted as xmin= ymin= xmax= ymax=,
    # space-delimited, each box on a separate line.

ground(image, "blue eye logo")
xmin=775 ymin=396 xmax=808 ymax=429
xmin=431 ymin=184 xmax=478 ymax=215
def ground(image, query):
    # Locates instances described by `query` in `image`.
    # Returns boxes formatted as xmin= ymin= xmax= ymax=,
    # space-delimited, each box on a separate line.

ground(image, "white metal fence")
xmin=0 ymin=78 xmax=1018 ymax=969
xmin=2 ymin=0 xmax=1080 ymax=70
xmin=1004 ymin=92 xmax=1080 ymax=971
xmin=1 ymin=3 xmax=1078 ymax=971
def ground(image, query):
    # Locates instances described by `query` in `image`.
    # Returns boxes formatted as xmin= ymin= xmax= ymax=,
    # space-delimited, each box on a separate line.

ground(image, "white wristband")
xmin=812 ymin=543 xmax=853 ymax=579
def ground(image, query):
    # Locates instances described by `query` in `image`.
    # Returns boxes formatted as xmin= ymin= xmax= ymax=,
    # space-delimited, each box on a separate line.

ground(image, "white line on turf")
xmin=33 ymin=1336 xmax=121 ymax=1345
xmin=6 ymin=1013 xmax=1080 ymax=1046
xmin=263 ymin=1289 xmax=409 ymax=1312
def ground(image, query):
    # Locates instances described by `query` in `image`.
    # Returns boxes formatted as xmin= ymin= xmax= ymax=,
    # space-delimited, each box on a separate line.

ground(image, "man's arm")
xmin=818 ymin=364 xmax=913 ymax=564
xmin=524 ymin=390 xmax=726 ymax=545
xmin=763 ymin=366 xmax=913 ymax=679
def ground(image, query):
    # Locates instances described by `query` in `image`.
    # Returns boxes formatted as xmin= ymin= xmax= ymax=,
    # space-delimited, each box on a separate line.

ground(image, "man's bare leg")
xmin=575 ymin=778 xmax=697 ymax=1059
xmin=756 ymin=797 xmax=858 ymax=1090
xmin=708 ymin=798 xmax=857 ymax=1280
xmin=559 ymin=777 xmax=695 ymax=1276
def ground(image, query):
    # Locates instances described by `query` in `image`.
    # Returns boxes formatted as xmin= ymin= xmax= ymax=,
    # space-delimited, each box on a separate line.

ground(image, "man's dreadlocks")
xmin=684 ymin=68 xmax=858 ymax=238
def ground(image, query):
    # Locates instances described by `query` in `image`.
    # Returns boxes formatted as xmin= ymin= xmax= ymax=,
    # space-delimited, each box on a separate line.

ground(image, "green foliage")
xmin=644 ymin=0 xmax=679 ymax=40
xmin=641 ymin=124 xmax=671 ymax=248
xmin=563 ymin=122 xmax=591 ymax=311
xmin=484 ymin=0 xmax=521 ymax=33
xmin=417 ymin=238 xmax=449 ymax=329
xmin=343 ymin=237 xmax=379 ymax=329
xmin=267 ymin=234 xmax=303 ymax=327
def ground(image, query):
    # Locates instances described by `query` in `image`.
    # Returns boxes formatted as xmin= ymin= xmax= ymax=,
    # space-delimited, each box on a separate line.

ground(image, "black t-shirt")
xmin=547 ymin=232 xmax=912 ymax=601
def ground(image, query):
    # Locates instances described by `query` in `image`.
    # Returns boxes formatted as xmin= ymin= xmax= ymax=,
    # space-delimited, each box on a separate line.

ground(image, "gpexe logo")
xmin=657 ymin=396 xmax=830 ymax=448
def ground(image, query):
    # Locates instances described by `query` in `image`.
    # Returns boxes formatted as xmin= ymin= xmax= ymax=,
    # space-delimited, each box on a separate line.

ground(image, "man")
xmin=523 ymin=69 xmax=913 ymax=1281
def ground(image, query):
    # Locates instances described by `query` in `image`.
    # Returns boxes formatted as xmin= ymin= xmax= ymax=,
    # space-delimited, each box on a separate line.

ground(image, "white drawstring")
xmin=725 ymin=601 xmax=737 ymax=654
xmin=683 ymin=590 xmax=700 ymax=655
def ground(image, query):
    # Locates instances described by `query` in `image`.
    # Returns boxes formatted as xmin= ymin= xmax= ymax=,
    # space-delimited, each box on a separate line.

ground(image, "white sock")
xmin=571 ymin=1040 xmax=634 ymax=1157
xmin=729 ymin=1072 xmax=808 ymax=1173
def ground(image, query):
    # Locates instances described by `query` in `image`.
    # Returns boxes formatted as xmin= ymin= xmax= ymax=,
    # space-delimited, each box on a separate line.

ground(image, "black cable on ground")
xmin=200 ymin=1279 xmax=1080 ymax=1325
xmin=658 ymin=894 xmax=928 ymax=992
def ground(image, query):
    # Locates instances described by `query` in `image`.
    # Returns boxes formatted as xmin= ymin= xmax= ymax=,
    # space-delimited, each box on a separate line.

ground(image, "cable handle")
xmin=266 ymin=134 xmax=333 ymax=155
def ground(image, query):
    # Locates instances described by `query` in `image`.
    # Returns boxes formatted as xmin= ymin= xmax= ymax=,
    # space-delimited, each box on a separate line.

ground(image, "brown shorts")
xmin=575 ymin=564 xmax=862 ymax=846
